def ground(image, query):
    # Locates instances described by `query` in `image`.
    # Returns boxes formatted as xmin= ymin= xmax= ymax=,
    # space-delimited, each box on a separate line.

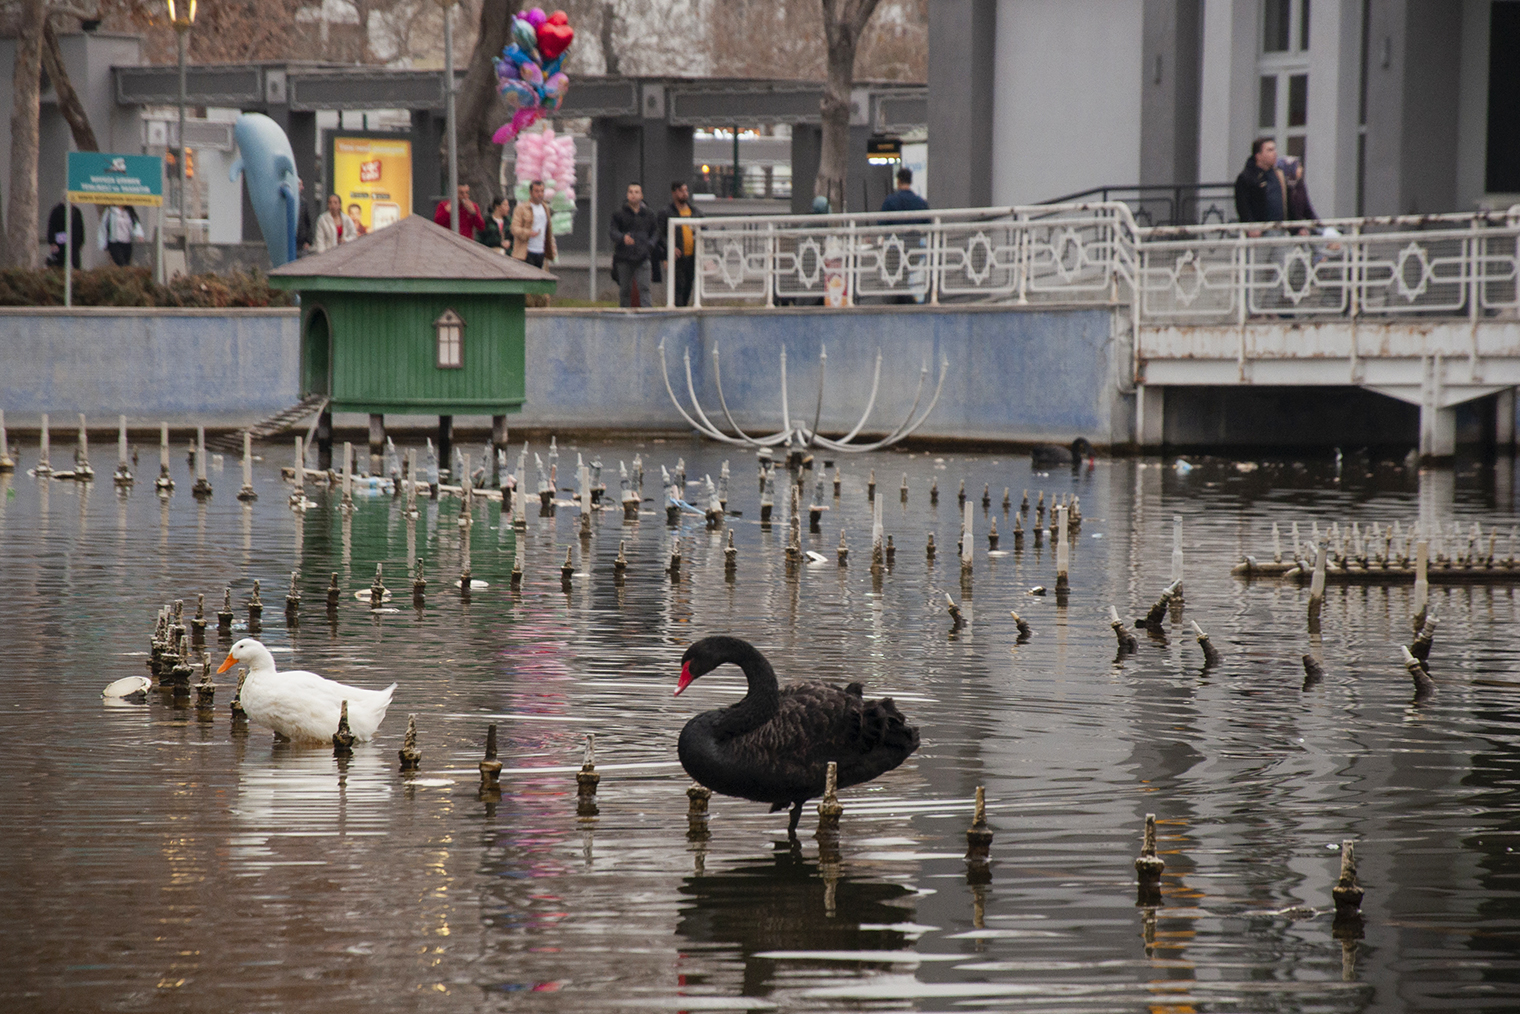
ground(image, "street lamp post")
xmin=439 ymin=0 xmax=459 ymax=234
xmin=168 ymin=0 xmax=196 ymax=243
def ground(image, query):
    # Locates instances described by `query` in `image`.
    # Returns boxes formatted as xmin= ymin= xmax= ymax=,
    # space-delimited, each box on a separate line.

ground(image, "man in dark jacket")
xmin=656 ymin=181 xmax=703 ymax=307
xmin=45 ymin=202 xmax=86 ymax=269
xmin=1234 ymin=138 xmax=1286 ymax=236
xmin=610 ymin=182 xmax=658 ymax=307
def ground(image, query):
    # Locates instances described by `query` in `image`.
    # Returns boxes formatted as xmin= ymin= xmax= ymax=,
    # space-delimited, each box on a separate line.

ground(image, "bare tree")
xmin=707 ymin=0 xmax=923 ymax=82
xmin=452 ymin=0 xmax=514 ymax=204
xmin=6 ymin=0 xmax=45 ymax=267
xmin=816 ymin=0 xmax=881 ymax=211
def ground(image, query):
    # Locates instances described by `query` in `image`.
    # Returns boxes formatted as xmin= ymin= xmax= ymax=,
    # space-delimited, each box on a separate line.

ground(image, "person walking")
xmin=510 ymin=180 xmax=557 ymax=268
xmin=45 ymin=201 xmax=85 ymax=269
xmin=657 ymin=181 xmax=703 ymax=307
xmin=313 ymin=193 xmax=356 ymax=253
xmin=98 ymin=205 xmax=144 ymax=266
xmin=610 ymin=182 xmax=657 ymax=308
xmin=878 ymin=167 xmax=929 ymax=303
xmin=434 ymin=183 xmax=485 ymax=239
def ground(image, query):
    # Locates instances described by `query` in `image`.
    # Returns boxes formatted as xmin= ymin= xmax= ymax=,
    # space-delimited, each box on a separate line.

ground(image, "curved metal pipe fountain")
xmin=657 ymin=340 xmax=948 ymax=453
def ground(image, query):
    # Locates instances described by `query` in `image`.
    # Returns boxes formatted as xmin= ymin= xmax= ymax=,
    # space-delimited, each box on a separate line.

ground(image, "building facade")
xmin=932 ymin=0 xmax=1518 ymax=217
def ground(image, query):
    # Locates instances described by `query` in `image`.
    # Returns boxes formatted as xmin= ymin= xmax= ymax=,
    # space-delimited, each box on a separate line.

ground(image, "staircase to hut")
xmin=206 ymin=395 xmax=327 ymax=453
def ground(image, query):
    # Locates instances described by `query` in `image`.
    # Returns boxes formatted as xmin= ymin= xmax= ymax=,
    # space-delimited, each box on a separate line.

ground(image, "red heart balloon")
xmin=547 ymin=9 xmax=568 ymax=25
xmin=537 ymin=20 xmax=573 ymax=60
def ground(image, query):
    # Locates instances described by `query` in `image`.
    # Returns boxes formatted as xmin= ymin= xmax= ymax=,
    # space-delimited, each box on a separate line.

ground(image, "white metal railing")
xmin=1136 ymin=211 xmax=1520 ymax=325
xmin=671 ymin=203 xmax=1520 ymax=327
xmin=671 ymin=202 xmax=1141 ymax=310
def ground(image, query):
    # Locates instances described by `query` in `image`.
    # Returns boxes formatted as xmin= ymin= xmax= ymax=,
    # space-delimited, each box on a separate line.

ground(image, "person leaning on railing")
xmin=1234 ymin=138 xmax=1285 ymax=238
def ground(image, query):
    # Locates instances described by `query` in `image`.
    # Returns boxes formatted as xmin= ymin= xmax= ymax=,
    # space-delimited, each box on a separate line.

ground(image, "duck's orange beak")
xmin=216 ymin=653 xmax=238 ymax=674
xmin=674 ymin=661 xmax=694 ymax=696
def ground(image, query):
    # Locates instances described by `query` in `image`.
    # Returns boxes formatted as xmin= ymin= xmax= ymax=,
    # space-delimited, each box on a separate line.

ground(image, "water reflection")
xmin=676 ymin=847 xmax=915 ymax=996
xmin=3 ymin=444 xmax=1520 ymax=1012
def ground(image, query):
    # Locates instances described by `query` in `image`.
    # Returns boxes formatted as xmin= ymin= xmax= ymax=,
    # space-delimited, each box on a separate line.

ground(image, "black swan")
xmin=1030 ymin=437 xmax=1094 ymax=468
xmin=675 ymin=636 xmax=920 ymax=835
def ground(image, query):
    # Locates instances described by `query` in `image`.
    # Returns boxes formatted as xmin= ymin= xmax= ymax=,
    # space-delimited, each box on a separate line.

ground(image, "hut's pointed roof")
xmin=268 ymin=214 xmax=556 ymax=293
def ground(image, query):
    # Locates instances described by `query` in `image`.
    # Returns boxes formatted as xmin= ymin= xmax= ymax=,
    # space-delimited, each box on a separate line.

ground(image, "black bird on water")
xmin=675 ymin=636 xmax=920 ymax=836
xmin=1031 ymin=436 xmax=1094 ymax=469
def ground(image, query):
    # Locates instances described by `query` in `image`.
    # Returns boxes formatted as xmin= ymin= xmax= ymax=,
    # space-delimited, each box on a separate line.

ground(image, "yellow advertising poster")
xmin=331 ymin=136 xmax=412 ymax=234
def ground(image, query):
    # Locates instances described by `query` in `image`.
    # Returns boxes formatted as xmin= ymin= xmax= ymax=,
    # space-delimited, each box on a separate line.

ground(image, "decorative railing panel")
xmin=674 ymin=204 xmax=1520 ymax=330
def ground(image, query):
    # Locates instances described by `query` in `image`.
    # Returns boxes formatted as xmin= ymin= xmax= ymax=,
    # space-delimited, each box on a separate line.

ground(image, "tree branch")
xmin=41 ymin=17 xmax=98 ymax=152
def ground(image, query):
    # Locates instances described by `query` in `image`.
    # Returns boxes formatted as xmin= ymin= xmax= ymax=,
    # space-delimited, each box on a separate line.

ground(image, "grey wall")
xmin=0 ymin=309 xmax=301 ymax=428
xmin=990 ymin=0 xmax=1145 ymax=205
xmin=1140 ymin=0 xmax=1204 ymax=190
xmin=1363 ymin=0 xmax=1465 ymax=215
xmin=927 ymin=0 xmax=996 ymax=209
xmin=0 ymin=305 xmax=1130 ymax=447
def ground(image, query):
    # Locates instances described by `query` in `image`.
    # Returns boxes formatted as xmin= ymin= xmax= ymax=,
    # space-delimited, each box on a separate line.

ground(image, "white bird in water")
xmin=216 ymin=638 xmax=395 ymax=744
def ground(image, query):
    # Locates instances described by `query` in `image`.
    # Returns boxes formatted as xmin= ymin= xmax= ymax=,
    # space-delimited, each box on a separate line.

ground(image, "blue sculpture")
xmin=230 ymin=113 xmax=300 ymax=267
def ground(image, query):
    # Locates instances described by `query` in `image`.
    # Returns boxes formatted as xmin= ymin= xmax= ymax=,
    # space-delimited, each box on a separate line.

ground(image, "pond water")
xmin=2 ymin=439 xmax=1519 ymax=1013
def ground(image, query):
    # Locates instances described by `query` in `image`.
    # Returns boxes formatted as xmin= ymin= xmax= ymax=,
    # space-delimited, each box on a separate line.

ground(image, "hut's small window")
xmin=435 ymin=309 xmax=464 ymax=369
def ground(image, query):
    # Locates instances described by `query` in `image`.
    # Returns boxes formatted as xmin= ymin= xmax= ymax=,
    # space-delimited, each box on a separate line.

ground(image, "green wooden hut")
xmin=268 ymin=214 xmax=555 ymax=468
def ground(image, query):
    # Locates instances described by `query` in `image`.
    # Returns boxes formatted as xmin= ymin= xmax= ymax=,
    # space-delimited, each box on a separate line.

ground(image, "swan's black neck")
xmin=710 ymin=639 xmax=781 ymax=738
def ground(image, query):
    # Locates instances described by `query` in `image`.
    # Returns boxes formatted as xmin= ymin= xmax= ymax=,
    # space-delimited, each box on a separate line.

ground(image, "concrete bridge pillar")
xmin=1498 ymin=389 xmax=1516 ymax=450
xmin=1136 ymin=385 xmax=1165 ymax=448
xmin=1420 ymin=402 xmax=1456 ymax=460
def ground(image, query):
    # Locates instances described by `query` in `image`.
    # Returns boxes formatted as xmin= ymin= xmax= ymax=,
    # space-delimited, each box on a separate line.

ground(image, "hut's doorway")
xmin=303 ymin=306 xmax=332 ymax=397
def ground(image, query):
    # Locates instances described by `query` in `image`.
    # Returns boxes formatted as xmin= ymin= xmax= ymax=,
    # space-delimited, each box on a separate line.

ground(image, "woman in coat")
xmin=313 ymin=193 xmax=356 ymax=253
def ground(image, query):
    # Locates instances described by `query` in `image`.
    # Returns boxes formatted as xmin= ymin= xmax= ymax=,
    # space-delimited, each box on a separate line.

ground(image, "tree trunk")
xmin=599 ymin=3 xmax=620 ymax=76
xmin=453 ymin=0 xmax=515 ymax=206
xmin=42 ymin=21 xmax=99 ymax=154
xmin=815 ymin=0 xmax=881 ymax=212
xmin=6 ymin=0 xmax=47 ymax=268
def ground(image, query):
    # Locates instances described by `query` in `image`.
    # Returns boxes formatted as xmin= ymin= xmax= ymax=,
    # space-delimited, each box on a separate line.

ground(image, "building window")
xmin=435 ymin=309 xmax=463 ymax=369
xmin=1263 ymin=0 xmax=1309 ymax=54
xmin=1258 ymin=0 xmax=1311 ymax=165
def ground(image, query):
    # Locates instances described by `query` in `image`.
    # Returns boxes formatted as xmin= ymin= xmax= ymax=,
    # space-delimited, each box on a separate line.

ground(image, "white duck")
xmin=216 ymin=638 xmax=395 ymax=744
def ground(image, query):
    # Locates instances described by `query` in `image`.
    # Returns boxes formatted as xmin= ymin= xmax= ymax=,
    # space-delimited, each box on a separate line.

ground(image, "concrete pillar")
xmin=1421 ymin=403 xmax=1456 ymax=459
xmin=927 ymin=0 xmax=996 ymax=209
xmin=1136 ymin=385 xmax=1165 ymax=448
xmin=438 ymin=415 xmax=453 ymax=477
xmin=491 ymin=414 xmax=508 ymax=451
xmin=789 ymin=125 xmax=822 ymax=213
xmin=411 ymin=110 xmax=445 ymax=209
xmin=1497 ymin=388 xmax=1516 ymax=451
xmin=368 ymin=413 xmax=385 ymax=471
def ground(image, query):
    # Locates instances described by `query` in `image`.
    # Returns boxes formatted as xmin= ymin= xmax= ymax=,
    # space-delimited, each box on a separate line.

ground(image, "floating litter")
xmin=455 ymin=579 xmax=490 ymax=589
xmin=102 ymin=676 xmax=151 ymax=698
xmin=353 ymin=589 xmax=394 ymax=603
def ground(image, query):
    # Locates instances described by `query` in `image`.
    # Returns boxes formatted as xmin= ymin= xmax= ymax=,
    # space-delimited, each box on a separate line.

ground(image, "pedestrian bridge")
xmin=674 ymin=203 xmax=1520 ymax=455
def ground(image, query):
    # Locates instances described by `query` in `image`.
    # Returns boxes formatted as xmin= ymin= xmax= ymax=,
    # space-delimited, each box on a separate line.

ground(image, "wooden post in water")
xmin=815 ymin=760 xmax=842 ymax=835
xmin=1307 ymin=543 xmax=1327 ymax=632
xmin=1412 ymin=539 xmax=1430 ymax=633
xmin=965 ymin=785 xmax=992 ymax=861
xmin=1055 ymin=505 xmax=1070 ymax=595
xmin=237 ymin=431 xmax=257 ymax=501
xmin=1135 ymin=813 xmax=1164 ymax=905
xmin=961 ymin=500 xmax=974 ymax=578
xmin=191 ymin=426 xmax=212 ymax=498
xmin=113 ymin=415 xmax=133 ymax=485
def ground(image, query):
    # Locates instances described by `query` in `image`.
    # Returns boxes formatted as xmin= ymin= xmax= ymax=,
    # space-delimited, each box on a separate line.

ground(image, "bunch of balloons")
xmin=513 ymin=127 xmax=578 ymax=236
xmin=492 ymin=7 xmax=574 ymax=144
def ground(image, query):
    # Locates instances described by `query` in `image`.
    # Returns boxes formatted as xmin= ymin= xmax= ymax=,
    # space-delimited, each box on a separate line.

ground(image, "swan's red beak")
xmin=216 ymin=653 xmax=238 ymax=674
xmin=674 ymin=661 xmax=694 ymax=696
